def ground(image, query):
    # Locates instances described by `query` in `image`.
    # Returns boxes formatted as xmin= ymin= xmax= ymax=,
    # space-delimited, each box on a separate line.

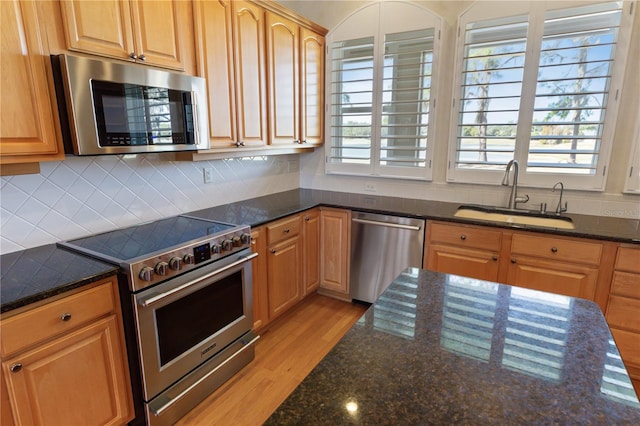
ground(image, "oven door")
xmin=133 ymin=249 xmax=256 ymax=401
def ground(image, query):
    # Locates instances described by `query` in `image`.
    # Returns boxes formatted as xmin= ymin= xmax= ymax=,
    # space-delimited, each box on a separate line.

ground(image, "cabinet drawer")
xmin=616 ymin=246 xmax=640 ymax=274
xmin=267 ymin=215 xmax=301 ymax=245
xmin=607 ymin=295 xmax=640 ymax=332
xmin=610 ymin=328 xmax=640 ymax=367
xmin=510 ymin=234 xmax=602 ymax=265
xmin=610 ymin=271 xmax=640 ymax=299
xmin=429 ymin=222 xmax=501 ymax=251
xmin=0 ymin=281 xmax=116 ymax=357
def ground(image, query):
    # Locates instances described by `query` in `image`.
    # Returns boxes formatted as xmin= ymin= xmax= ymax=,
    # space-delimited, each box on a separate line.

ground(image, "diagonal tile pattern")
xmin=0 ymin=155 xmax=300 ymax=254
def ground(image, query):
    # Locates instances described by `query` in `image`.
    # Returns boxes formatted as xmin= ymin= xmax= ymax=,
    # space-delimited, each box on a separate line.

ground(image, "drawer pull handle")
xmin=460 ymin=234 xmax=467 ymax=241
xmin=61 ymin=313 xmax=72 ymax=322
xmin=10 ymin=363 xmax=22 ymax=373
xmin=551 ymin=247 xmax=558 ymax=253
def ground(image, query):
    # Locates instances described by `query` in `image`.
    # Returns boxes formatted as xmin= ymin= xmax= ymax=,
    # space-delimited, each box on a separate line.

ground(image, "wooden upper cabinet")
xmin=0 ymin=0 xmax=63 ymax=169
xmin=266 ymin=12 xmax=300 ymax=146
xmin=232 ymin=1 xmax=268 ymax=147
xmin=300 ymin=28 xmax=325 ymax=146
xmin=266 ymin=13 xmax=325 ymax=147
xmin=194 ymin=0 xmax=237 ymax=147
xmin=60 ymin=0 xmax=185 ymax=70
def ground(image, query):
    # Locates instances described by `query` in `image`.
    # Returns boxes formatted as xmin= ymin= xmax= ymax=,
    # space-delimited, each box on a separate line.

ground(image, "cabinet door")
xmin=59 ymin=0 xmax=134 ymax=60
xmin=320 ymin=209 xmax=350 ymax=296
xmin=266 ymin=12 xmax=299 ymax=145
xmin=507 ymin=256 xmax=598 ymax=300
xmin=194 ymin=0 xmax=237 ymax=148
xmin=427 ymin=244 xmax=500 ymax=282
xmin=251 ymin=226 xmax=269 ymax=330
xmin=2 ymin=316 xmax=132 ymax=426
xmin=232 ymin=1 xmax=267 ymax=147
xmin=1 ymin=0 xmax=63 ymax=164
xmin=267 ymin=236 xmax=301 ymax=320
xmin=300 ymin=28 xmax=324 ymax=146
xmin=302 ymin=210 xmax=320 ymax=295
xmin=130 ymin=0 xmax=184 ymax=70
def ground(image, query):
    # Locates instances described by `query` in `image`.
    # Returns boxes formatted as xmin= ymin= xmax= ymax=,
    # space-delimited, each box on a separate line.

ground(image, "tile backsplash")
xmin=0 ymin=155 xmax=300 ymax=254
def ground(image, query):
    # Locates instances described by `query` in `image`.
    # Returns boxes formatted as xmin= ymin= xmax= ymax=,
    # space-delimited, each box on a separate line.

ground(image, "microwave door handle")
xmin=191 ymin=90 xmax=199 ymax=144
xmin=138 ymin=252 xmax=258 ymax=308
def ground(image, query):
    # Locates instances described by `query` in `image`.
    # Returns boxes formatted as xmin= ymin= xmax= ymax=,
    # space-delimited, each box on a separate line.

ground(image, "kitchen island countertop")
xmin=266 ymin=268 xmax=640 ymax=424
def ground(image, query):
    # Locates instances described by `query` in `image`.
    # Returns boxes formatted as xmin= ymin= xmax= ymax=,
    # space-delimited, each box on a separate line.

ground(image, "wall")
xmin=0 ymin=155 xmax=300 ymax=254
xmin=283 ymin=0 xmax=640 ymax=220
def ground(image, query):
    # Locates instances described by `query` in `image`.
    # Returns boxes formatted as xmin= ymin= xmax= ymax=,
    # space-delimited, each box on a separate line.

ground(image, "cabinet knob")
xmin=293 ymin=140 xmax=300 ymax=144
xmin=304 ymin=216 xmax=309 ymax=222
xmin=10 ymin=363 xmax=22 ymax=373
xmin=61 ymin=313 xmax=72 ymax=322
xmin=551 ymin=247 xmax=558 ymax=253
xmin=284 ymin=228 xmax=290 ymax=234
xmin=270 ymin=249 xmax=276 ymax=254
xmin=511 ymin=258 xmax=516 ymax=264
xmin=460 ymin=234 xmax=467 ymax=241
xmin=129 ymin=52 xmax=137 ymax=60
xmin=138 ymin=54 xmax=146 ymax=62
xmin=235 ymin=141 xmax=245 ymax=147
xmin=492 ymin=255 xmax=498 ymax=261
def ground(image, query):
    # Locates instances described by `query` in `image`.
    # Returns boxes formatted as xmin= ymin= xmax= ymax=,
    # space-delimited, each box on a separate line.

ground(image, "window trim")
xmin=325 ymin=1 xmax=442 ymax=181
xmin=447 ymin=0 xmax=636 ymax=191
xmin=623 ymin=107 xmax=640 ymax=194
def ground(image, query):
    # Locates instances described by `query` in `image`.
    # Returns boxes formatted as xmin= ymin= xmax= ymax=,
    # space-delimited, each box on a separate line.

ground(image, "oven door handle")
xmin=138 ymin=252 xmax=258 ymax=308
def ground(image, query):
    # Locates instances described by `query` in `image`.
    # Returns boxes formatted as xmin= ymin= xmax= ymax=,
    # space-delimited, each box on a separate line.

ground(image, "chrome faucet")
xmin=501 ymin=160 xmax=529 ymax=209
xmin=552 ymin=182 xmax=568 ymax=215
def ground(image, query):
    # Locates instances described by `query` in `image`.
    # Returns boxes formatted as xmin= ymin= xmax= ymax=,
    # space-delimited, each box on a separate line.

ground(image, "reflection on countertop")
xmin=266 ymin=268 xmax=640 ymax=424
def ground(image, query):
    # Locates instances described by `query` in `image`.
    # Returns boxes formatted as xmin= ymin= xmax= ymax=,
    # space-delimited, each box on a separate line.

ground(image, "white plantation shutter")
xmin=455 ymin=15 xmax=529 ymax=170
xmin=528 ymin=2 xmax=623 ymax=175
xmin=448 ymin=1 xmax=635 ymax=190
xmin=328 ymin=37 xmax=375 ymax=173
xmin=326 ymin=2 xmax=441 ymax=180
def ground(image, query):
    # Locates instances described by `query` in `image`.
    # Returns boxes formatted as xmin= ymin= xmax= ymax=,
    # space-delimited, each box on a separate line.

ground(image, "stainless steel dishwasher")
xmin=350 ymin=211 xmax=425 ymax=303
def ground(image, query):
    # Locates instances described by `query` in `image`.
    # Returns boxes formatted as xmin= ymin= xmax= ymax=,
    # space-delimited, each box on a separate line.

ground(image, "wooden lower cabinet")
xmin=506 ymin=256 xmax=598 ymax=300
xmin=302 ymin=209 xmax=320 ymax=295
xmin=606 ymin=245 xmax=640 ymax=395
xmin=267 ymin=235 xmax=302 ymax=320
xmin=424 ymin=221 xmax=615 ymax=310
xmin=0 ymin=278 xmax=133 ymax=426
xmin=318 ymin=208 xmax=350 ymax=299
xmin=425 ymin=222 xmax=501 ymax=282
xmin=251 ymin=225 xmax=269 ymax=332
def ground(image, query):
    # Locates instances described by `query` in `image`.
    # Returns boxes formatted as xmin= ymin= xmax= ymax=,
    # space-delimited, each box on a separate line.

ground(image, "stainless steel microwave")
xmin=52 ymin=54 xmax=209 ymax=155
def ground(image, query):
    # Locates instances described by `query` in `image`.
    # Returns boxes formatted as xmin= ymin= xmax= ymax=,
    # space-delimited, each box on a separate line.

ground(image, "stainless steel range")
xmin=58 ymin=215 xmax=258 ymax=426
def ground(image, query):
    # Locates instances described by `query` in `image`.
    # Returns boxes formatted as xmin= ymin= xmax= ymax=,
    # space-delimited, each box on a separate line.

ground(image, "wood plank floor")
xmin=175 ymin=293 xmax=368 ymax=426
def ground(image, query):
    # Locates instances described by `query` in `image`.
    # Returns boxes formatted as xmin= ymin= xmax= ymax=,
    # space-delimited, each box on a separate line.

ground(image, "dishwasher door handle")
xmin=352 ymin=217 xmax=422 ymax=231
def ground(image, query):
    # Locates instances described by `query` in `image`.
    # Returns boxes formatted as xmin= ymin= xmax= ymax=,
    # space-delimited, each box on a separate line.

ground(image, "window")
xmin=326 ymin=2 xmax=441 ymax=180
xmin=449 ymin=1 xmax=635 ymax=190
xmin=623 ymin=108 xmax=640 ymax=194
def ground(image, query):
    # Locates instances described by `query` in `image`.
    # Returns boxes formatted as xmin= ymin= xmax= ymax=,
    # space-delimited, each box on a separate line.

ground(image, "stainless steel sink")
xmin=454 ymin=205 xmax=576 ymax=229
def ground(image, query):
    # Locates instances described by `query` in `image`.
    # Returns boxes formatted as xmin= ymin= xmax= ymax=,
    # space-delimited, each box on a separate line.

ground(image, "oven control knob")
xmin=232 ymin=236 xmax=242 ymax=247
xmin=139 ymin=266 xmax=154 ymax=282
xmin=222 ymin=239 xmax=233 ymax=251
xmin=211 ymin=244 xmax=222 ymax=254
xmin=169 ymin=257 xmax=183 ymax=271
xmin=155 ymin=261 xmax=169 ymax=276
xmin=240 ymin=233 xmax=252 ymax=245
xmin=183 ymin=253 xmax=195 ymax=265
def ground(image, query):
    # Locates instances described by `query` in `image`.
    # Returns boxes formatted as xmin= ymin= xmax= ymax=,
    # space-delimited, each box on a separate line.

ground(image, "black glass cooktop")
xmin=60 ymin=216 xmax=235 ymax=262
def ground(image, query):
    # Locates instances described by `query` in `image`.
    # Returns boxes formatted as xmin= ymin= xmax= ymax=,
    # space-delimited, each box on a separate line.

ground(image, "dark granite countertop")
xmin=187 ymin=189 xmax=640 ymax=244
xmin=266 ymin=268 xmax=640 ymax=424
xmin=0 ymin=244 xmax=118 ymax=314
xmin=2 ymin=188 xmax=637 ymax=313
